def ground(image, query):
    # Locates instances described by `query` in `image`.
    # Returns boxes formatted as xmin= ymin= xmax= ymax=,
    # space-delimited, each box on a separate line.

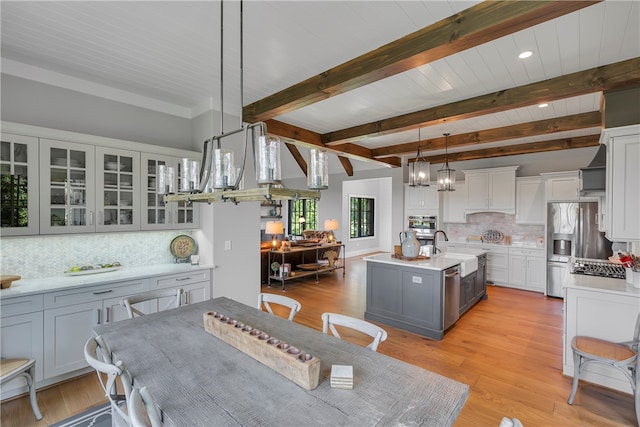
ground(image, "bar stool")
xmin=0 ymin=358 xmax=43 ymax=420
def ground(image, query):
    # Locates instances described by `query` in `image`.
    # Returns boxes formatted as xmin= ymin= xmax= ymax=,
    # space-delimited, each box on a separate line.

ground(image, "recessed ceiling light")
xmin=538 ymin=103 xmax=549 ymax=108
xmin=518 ymin=51 xmax=533 ymax=59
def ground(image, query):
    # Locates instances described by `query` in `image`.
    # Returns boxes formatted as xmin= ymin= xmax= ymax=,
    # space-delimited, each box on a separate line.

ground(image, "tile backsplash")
xmin=445 ymin=212 xmax=544 ymax=245
xmin=1 ymin=231 xmax=192 ymax=279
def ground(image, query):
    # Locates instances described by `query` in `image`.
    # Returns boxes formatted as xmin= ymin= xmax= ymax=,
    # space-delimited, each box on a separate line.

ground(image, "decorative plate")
xmin=170 ymin=235 xmax=197 ymax=259
xmin=482 ymin=229 xmax=504 ymax=243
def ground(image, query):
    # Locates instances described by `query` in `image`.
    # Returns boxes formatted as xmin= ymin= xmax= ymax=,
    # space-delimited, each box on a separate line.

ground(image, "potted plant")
xmin=324 ymin=250 xmax=338 ymax=268
xmin=271 ymin=261 xmax=281 ymax=277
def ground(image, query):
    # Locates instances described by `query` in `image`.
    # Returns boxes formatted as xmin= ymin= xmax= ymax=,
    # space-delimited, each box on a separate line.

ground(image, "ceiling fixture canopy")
xmin=408 ymin=128 xmax=430 ymax=187
xmin=437 ymin=133 xmax=456 ymax=192
xmin=161 ymin=0 xmax=321 ymax=205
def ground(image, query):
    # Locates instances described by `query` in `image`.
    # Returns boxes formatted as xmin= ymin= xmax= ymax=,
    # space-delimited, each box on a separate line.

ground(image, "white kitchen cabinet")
xmin=477 ymin=245 xmax=509 ymax=285
xmin=39 ymin=139 xmax=96 ymax=234
xmin=0 ymin=295 xmax=44 ymax=398
xmin=515 ymin=177 xmax=545 ymax=225
xmin=42 ymin=278 xmax=149 ymax=378
xmin=604 ymin=128 xmax=640 ymax=241
xmin=464 ymin=166 xmax=518 ymax=214
xmin=405 ymin=184 xmax=439 ymax=217
xmin=441 ymin=182 xmax=467 ymax=223
xmin=152 ymin=269 xmax=211 ymax=306
xmin=507 ymin=248 xmax=545 ymax=293
xmin=141 ymin=153 xmax=199 ymax=230
xmin=0 ymin=133 xmax=39 ymax=236
xmin=542 ymin=171 xmax=599 ymax=202
xmin=95 ymin=147 xmax=140 ymax=232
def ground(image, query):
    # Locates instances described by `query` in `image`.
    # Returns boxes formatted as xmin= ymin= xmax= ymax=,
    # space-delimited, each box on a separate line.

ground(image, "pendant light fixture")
xmin=408 ymin=128 xmax=430 ymax=187
xmin=307 ymin=148 xmax=329 ymax=190
xmin=437 ymin=133 xmax=456 ymax=192
xmin=161 ymin=0 xmax=319 ymax=204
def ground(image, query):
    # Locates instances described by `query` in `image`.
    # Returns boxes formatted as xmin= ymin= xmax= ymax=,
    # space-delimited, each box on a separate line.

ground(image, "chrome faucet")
xmin=433 ymin=230 xmax=449 ymax=254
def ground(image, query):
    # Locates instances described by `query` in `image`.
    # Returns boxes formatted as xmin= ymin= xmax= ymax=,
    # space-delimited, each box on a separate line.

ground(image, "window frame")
xmin=288 ymin=199 xmax=318 ymax=236
xmin=349 ymin=195 xmax=375 ymax=239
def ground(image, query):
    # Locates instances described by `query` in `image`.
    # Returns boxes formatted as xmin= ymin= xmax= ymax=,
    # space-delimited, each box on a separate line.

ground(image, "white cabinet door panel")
xmin=0 ymin=312 xmax=44 ymax=397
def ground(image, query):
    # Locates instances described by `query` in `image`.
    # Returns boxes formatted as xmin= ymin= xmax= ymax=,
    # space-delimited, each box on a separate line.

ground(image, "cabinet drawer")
xmin=1 ymin=294 xmax=44 ymax=318
xmin=44 ymin=279 xmax=150 ymax=309
xmin=509 ymin=248 xmax=545 ymax=258
xmin=486 ymin=252 xmax=509 ymax=269
xmin=152 ymin=269 xmax=211 ymax=290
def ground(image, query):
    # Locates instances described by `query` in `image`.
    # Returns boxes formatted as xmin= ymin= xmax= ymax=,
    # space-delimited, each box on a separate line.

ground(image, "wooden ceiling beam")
xmin=373 ymin=111 xmax=602 ymax=157
xmin=243 ymin=1 xmax=599 ymax=123
xmin=338 ymin=156 xmax=354 ymax=177
xmin=423 ymin=134 xmax=600 ymax=164
xmin=284 ymin=143 xmax=307 ymax=177
xmin=324 ymin=57 xmax=640 ymax=144
xmin=265 ymin=119 xmax=401 ymax=167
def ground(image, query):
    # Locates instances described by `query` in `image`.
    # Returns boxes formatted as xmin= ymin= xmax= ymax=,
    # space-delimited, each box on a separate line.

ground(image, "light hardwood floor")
xmin=1 ymin=255 xmax=635 ymax=426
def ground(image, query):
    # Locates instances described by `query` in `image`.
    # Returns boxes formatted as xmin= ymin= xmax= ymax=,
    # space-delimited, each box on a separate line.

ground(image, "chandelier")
xmin=408 ymin=128 xmax=430 ymax=187
xmin=161 ymin=0 xmax=321 ymax=205
xmin=437 ymin=133 xmax=456 ymax=191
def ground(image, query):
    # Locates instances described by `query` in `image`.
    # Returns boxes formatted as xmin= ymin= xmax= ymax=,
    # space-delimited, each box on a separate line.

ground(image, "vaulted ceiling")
xmin=2 ymin=1 xmax=639 ymax=176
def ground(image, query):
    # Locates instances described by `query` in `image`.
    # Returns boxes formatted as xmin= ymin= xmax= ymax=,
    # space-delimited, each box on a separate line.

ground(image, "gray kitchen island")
xmin=364 ymin=249 xmax=487 ymax=340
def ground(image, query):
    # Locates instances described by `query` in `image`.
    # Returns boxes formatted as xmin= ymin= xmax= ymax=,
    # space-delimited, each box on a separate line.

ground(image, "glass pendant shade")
xmin=307 ymin=148 xmax=328 ymax=190
xmin=179 ymin=158 xmax=200 ymax=192
xmin=437 ymin=133 xmax=455 ymax=191
xmin=409 ymin=156 xmax=430 ymax=187
xmin=157 ymin=165 xmax=175 ymax=195
xmin=255 ymin=135 xmax=282 ymax=185
xmin=437 ymin=165 xmax=456 ymax=191
xmin=211 ymin=149 xmax=235 ymax=189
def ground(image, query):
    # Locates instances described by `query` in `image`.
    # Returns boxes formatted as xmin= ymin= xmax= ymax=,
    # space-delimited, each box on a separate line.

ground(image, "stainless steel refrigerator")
xmin=546 ymin=202 xmax=613 ymax=297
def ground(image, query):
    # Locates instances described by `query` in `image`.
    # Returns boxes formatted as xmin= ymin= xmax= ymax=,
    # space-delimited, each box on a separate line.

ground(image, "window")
xmin=288 ymin=199 xmax=317 ymax=236
xmin=350 ymin=196 xmax=374 ymax=238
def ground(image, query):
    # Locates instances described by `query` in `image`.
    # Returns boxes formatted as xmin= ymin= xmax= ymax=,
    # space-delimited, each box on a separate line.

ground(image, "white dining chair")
xmin=257 ymin=293 xmax=301 ymax=321
xmin=321 ymin=312 xmax=388 ymax=352
xmin=84 ymin=335 xmax=133 ymax=427
xmin=129 ymin=386 xmax=163 ymax=427
xmin=121 ymin=288 xmax=184 ymax=319
xmin=0 ymin=358 xmax=42 ymax=420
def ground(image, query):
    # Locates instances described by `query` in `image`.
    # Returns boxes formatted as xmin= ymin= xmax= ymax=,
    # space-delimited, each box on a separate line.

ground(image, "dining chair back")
xmin=84 ymin=335 xmax=133 ymax=426
xmin=121 ymin=288 xmax=184 ymax=318
xmin=321 ymin=312 xmax=388 ymax=352
xmin=568 ymin=311 xmax=640 ymax=422
xmin=0 ymin=358 xmax=42 ymax=420
xmin=129 ymin=386 xmax=163 ymax=427
xmin=257 ymin=293 xmax=301 ymax=321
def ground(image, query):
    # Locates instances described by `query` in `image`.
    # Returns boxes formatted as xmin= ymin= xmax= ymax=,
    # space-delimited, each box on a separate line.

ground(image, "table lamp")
xmin=324 ymin=219 xmax=339 ymax=243
xmin=265 ymin=220 xmax=284 ymax=249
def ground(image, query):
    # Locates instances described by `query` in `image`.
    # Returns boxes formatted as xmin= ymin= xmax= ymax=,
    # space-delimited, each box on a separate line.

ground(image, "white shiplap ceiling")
xmin=1 ymin=1 xmax=639 ymax=172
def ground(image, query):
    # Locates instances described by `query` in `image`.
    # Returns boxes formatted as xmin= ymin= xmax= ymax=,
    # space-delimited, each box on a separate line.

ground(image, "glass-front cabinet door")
xmin=0 ymin=133 xmax=39 ymax=236
xmin=140 ymin=153 xmax=199 ymax=230
xmin=95 ymin=147 xmax=140 ymax=232
xmin=40 ymin=139 xmax=95 ymax=234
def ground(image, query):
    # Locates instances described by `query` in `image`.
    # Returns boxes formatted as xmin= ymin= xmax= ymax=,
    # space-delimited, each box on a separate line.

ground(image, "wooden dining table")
xmin=93 ymin=297 xmax=469 ymax=426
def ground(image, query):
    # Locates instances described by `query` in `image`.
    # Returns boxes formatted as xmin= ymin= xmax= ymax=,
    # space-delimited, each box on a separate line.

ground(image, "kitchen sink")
xmin=434 ymin=252 xmax=478 ymax=277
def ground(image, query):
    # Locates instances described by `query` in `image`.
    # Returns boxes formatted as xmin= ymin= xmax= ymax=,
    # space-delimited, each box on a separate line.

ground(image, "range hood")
xmin=579 ymin=144 xmax=606 ymax=196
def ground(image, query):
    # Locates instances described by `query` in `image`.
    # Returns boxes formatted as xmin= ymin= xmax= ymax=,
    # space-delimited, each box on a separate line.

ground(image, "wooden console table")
xmin=268 ymin=243 xmax=345 ymax=290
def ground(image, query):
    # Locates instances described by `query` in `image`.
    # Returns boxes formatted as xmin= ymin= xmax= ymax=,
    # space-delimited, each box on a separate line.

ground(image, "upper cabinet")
xmin=141 ymin=153 xmax=199 ymax=230
xmin=604 ymin=126 xmax=640 ymax=241
xmin=39 ymin=139 xmax=96 ymax=234
xmin=405 ymin=184 xmax=439 ymax=217
xmin=441 ymin=182 xmax=467 ymax=223
xmin=3 ymin=122 xmax=201 ymax=236
xmin=515 ymin=177 xmax=545 ymax=225
xmin=463 ymin=166 xmax=518 ymax=214
xmin=0 ymin=134 xmax=39 ymax=236
xmin=95 ymin=147 xmax=140 ymax=232
xmin=541 ymin=171 xmax=598 ymax=202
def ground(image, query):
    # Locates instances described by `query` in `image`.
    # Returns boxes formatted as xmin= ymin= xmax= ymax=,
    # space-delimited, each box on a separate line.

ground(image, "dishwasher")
xmin=443 ymin=265 xmax=460 ymax=330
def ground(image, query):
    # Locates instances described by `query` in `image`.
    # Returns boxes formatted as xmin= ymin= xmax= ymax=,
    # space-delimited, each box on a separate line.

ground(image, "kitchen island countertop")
xmin=364 ymin=248 xmax=487 ymax=271
xmin=0 ymin=263 xmax=215 ymax=297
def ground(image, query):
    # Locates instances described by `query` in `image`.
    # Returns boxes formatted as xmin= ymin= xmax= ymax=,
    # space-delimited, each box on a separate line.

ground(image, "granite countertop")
xmin=0 ymin=263 xmax=215 ymax=297
xmin=563 ymin=264 xmax=640 ymax=298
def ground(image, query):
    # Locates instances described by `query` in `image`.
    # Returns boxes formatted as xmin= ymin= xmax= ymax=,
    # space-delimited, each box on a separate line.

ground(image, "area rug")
xmin=49 ymin=403 xmax=111 ymax=427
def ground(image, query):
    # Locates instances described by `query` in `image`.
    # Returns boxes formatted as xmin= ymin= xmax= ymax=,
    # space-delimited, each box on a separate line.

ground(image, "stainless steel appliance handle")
xmin=575 ymin=206 xmax=582 ymax=259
